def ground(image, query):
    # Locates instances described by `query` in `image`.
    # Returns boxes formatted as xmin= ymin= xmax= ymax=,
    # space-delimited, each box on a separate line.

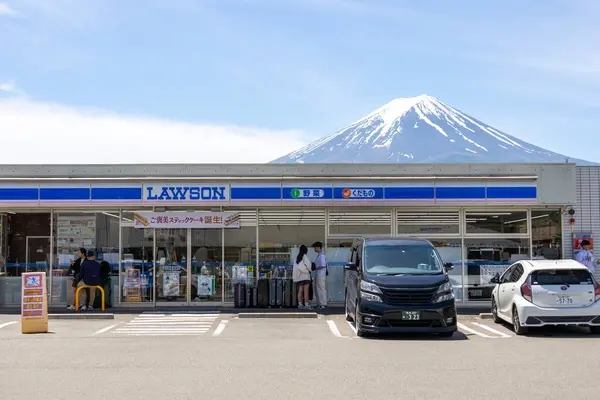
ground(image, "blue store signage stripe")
xmin=436 ymin=187 xmax=485 ymax=199
xmin=487 ymin=186 xmax=536 ymax=199
xmin=385 ymin=187 xmax=435 ymax=199
xmin=231 ymin=187 xmax=282 ymax=200
xmin=91 ymin=187 xmax=143 ymax=200
xmin=40 ymin=188 xmax=90 ymax=201
xmin=0 ymin=188 xmax=39 ymax=201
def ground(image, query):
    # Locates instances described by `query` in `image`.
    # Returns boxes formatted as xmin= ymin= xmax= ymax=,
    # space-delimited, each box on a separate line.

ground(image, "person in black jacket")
xmin=78 ymin=250 xmax=101 ymax=311
xmin=67 ymin=248 xmax=87 ymax=310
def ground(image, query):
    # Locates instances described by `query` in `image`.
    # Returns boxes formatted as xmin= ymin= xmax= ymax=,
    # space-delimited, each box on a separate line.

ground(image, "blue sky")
xmin=0 ymin=0 xmax=599 ymax=163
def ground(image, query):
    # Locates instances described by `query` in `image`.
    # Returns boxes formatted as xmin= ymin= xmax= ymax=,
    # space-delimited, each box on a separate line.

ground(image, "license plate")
xmin=469 ymin=290 xmax=482 ymax=297
xmin=401 ymin=311 xmax=420 ymax=320
xmin=556 ymin=295 xmax=574 ymax=304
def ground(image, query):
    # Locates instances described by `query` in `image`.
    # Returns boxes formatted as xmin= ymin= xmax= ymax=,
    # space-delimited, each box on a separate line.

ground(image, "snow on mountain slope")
xmin=271 ymin=94 xmax=592 ymax=164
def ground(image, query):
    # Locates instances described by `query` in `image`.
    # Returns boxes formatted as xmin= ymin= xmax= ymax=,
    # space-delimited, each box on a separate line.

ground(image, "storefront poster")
xmin=134 ymin=212 xmax=240 ymax=229
xmin=198 ymin=275 xmax=215 ymax=296
xmin=479 ymin=263 xmax=511 ymax=285
xmin=21 ymin=272 xmax=48 ymax=334
xmin=573 ymin=233 xmax=593 ymax=254
xmin=163 ymin=271 xmax=181 ymax=296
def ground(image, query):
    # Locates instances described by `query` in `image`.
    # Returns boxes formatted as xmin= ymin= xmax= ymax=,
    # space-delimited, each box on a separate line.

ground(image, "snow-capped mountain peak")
xmin=272 ymin=95 xmax=592 ymax=165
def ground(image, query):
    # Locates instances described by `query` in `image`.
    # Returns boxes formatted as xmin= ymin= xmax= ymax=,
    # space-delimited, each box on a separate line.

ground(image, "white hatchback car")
xmin=490 ymin=259 xmax=600 ymax=335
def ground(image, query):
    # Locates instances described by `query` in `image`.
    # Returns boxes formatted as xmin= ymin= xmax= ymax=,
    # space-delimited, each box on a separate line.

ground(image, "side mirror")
xmin=344 ymin=263 xmax=358 ymax=271
xmin=490 ymin=276 xmax=500 ymax=284
xmin=444 ymin=262 xmax=454 ymax=271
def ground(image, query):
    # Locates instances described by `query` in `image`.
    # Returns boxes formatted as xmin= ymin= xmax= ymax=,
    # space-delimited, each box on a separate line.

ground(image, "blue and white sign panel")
xmin=230 ymin=182 xmax=282 ymax=205
xmin=39 ymin=183 xmax=91 ymax=205
xmin=384 ymin=182 xmax=435 ymax=204
xmin=0 ymin=180 xmax=538 ymax=207
xmin=282 ymin=184 xmax=333 ymax=204
xmin=142 ymin=183 xmax=229 ymax=204
xmin=486 ymin=181 xmax=537 ymax=203
xmin=333 ymin=183 xmax=384 ymax=204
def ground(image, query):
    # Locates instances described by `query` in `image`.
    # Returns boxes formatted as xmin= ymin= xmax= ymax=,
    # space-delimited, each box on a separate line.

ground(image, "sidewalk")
xmin=0 ymin=302 xmax=491 ymax=316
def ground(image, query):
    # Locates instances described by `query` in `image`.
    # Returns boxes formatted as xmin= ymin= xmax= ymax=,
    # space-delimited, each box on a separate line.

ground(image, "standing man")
xmin=576 ymin=240 xmax=600 ymax=275
xmin=312 ymin=241 xmax=327 ymax=309
xmin=78 ymin=250 xmax=101 ymax=311
xmin=67 ymin=248 xmax=87 ymax=310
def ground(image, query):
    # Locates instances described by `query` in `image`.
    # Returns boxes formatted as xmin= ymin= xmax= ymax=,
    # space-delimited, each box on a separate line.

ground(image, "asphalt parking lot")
xmin=2 ymin=312 xmax=600 ymax=399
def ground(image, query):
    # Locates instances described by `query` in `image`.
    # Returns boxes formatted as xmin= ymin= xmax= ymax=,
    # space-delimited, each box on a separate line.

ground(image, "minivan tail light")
xmin=521 ymin=281 xmax=532 ymax=302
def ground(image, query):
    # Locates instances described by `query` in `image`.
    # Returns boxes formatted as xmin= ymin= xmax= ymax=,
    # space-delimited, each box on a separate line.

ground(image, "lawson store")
xmin=0 ymin=163 xmax=574 ymax=308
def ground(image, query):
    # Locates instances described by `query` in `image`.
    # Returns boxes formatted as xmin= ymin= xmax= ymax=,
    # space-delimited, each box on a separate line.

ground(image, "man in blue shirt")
xmin=78 ymin=250 xmax=101 ymax=311
xmin=312 ymin=241 xmax=328 ymax=309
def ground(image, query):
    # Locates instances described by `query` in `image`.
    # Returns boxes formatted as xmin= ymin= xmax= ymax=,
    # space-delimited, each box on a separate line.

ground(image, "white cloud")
xmin=0 ymin=97 xmax=306 ymax=164
xmin=0 ymin=3 xmax=17 ymax=16
xmin=0 ymin=80 xmax=23 ymax=95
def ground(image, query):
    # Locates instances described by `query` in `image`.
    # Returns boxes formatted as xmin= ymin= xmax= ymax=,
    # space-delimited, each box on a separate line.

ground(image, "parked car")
xmin=490 ymin=260 xmax=600 ymax=335
xmin=344 ymin=237 xmax=457 ymax=337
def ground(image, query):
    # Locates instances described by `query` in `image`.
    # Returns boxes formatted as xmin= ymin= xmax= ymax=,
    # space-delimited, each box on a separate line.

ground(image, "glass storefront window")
xmin=328 ymin=210 xmax=391 ymax=235
xmin=427 ymin=239 xmax=463 ymax=301
xmin=54 ymin=212 xmax=119 ymax=307
xmin=258 ymin=209 xmax=325 ymax=304
xmin=0 ymin=212 xmax=50 ymax=305
xmin=397 ymin=211 xmax=460 ymax=235
xmin=466 ymin=210 xmax=528 ymax=235
xmin=121 ymin=211 xmax=154 ymax=303
xmin=325 ymin=238 xmax=353 ymax=302
xmin=532 ymin=210 xmax=562 ymax=259
xmin=155 ymin=228 xmax=188 ymax=303
xmin=463 ymin=238 xmax=530 ymax=301
xmin=224 ymin=210 xmax=257 ymax=304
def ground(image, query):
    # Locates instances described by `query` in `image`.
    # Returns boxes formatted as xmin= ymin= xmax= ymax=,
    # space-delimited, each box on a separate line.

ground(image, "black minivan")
xmin=344 ymin=237 xmax=457 ymax=337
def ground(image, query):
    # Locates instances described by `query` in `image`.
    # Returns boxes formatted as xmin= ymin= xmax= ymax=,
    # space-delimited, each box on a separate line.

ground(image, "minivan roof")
xmin=361 ymin=238 xmax=433 ymax=247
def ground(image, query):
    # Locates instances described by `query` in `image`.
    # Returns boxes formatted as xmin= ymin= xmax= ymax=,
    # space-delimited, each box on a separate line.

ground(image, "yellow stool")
xmin=75 ymin=285 xmax=105 ymax=312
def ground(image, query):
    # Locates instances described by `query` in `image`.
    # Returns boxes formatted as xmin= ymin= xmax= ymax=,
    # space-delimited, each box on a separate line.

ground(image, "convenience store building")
xmin=0 ymin=163 xmax=577 ymax=308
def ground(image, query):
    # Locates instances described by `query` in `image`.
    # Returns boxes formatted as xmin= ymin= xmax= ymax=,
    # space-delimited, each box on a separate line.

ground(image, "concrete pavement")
xmin=1 ymin=313 xmax=600 ymax=399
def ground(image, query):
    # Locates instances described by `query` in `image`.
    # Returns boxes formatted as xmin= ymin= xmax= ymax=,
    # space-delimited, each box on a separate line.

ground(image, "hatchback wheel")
xmin=491 ymin=298 xmax=501 ymax=324
xmin=512 ymin=306 xmax=528 ymax=335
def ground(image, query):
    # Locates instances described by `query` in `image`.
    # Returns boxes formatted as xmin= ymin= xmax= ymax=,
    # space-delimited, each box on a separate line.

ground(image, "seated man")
xmin=78 ymin=250 xmax=101 ymax=311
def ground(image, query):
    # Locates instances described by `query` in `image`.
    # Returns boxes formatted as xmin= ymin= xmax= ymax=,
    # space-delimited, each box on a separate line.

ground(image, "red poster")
xmin=573 ymin=234 xmax=593 ymax=251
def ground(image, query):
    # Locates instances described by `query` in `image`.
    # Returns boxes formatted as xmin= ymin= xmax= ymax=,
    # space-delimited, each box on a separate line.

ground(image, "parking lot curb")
xmin=48 ymin=313 xmax=115 ymax=320
xmin=478 ymin=313 xmax=493 ymax=319
xmin=238 ymin=312 xmax=318 ymax=319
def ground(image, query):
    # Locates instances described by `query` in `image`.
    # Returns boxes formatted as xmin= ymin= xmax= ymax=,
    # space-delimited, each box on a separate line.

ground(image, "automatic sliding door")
xmin=155 ymin=228 xmax=188 ymax=304
xmin=190 ymin=229 xmax=222 ymax=303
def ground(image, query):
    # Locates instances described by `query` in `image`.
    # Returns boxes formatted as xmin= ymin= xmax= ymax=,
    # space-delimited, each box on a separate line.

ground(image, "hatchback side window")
xmin=500 ymin=266 xmax=515 ymax=283
xmin=510 ymin=264 xmax=524 ymax=282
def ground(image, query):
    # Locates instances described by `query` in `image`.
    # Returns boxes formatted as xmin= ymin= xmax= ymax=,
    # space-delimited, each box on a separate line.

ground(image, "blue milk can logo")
xmin=290 ymin=188 xmax=325 ymax=199
xmin=146 ymin=186 xmax=226 ymax=201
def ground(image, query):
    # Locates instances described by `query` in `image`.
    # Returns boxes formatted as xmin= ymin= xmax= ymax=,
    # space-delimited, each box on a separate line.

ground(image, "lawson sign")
xmin=143 ymin=183 xmax=229 ymax=203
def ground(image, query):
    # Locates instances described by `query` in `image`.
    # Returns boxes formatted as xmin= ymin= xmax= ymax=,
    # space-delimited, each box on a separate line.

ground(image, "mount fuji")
xmin=271 ymin=94 xmax=592 ymax=165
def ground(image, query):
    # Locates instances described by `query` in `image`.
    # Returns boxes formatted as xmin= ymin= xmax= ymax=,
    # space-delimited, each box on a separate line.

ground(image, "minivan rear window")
xmin=531 ymin=269 xmax=593 ymax=285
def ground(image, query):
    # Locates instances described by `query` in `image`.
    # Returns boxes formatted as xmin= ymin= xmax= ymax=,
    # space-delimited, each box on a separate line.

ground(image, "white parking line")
xmin=346 ymin=321 xmax=358 ymax=335
xmin=212 ymin=320 xmax=228 ymax=337
xmin=327 ymin=320 xmax=343 ymax=337
xmin=92 ymin=323 xmax=120 ymax=336
xmin=0 ymin=321 xmax=17 ymax=330
xmin=471 ymin=322 xmax=512 ymax=338
xmin=457 ymin=322 xmax=494 ymax=338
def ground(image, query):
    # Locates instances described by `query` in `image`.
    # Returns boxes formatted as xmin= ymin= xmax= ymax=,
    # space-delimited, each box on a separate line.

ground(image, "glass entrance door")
xmin=190 ymin=229 xmax=222 ymax=304
xmin=155 ymin=229 xmax=188 ymax=304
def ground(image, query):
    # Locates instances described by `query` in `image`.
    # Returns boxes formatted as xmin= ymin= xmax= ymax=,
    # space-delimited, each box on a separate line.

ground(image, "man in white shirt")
xmin=312 ymin=241 xmax=328 ymax=309
xmin=576 ymin=240 xmax=599 ymax=274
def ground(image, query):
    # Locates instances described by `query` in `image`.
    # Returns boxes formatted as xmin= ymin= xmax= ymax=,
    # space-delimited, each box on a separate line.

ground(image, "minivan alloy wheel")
xmin=345 ymin=291 xmax=352 ymax=322
xmin=355 ymin=302 xmax=366 ymax=337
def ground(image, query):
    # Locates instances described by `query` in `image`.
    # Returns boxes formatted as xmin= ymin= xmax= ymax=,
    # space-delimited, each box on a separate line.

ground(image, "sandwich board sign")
xmin=21 ymin=272 xmax=48 ymax=334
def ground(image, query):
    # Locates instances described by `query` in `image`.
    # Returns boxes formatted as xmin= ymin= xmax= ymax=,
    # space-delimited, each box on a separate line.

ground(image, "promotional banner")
xmin=21 ymin=272 xmax=48 ymax=334
xmin=573 ymin=233 xmax=593 ymax=254
xmin=133 ymin=212 xmax=240 ymax=229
